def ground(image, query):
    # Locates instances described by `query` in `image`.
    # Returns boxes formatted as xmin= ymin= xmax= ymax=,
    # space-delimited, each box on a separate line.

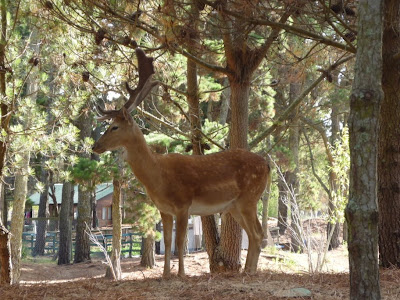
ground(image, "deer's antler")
xmin=97 ymin=48 xmax=158 ymax=120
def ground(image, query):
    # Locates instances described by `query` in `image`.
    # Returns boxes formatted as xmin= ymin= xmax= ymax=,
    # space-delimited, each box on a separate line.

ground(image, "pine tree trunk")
xmin=92 ymin=192 xmax=98 ymax=228
xmin=74 ymin=111 xmax=92 ymax=263
xmin=261 ymin=192 xmax=272 ymax=247
xmin=273 ymin=82 xmax=288 ymax=236
xmin=328 ymin=104 xmax=341 ymax=250
xmin=0 ymin=2 xmax=9 ymax=281
xmin=9 ymin=27 xmax=38 ymax=281
xmin=10 ymin=151 xmax=30 ymax=284
xmin=378 ymin=0 xmax=400 ymax=268
xmin=186 ymin=45 xmax=223 ymax=272
xmin=201 ymin=215 xmax=220 ymax=272
xmin=0 ymin=1 xmax=9 ymax=218
xmin=345 ymin=0 xmax=383 ymax=298
xmin=0 ymin=221 xmax=11 ymax=284
xmin=219 ymin=77 xmax=230 ymax=126
xmin=105 ymin=178 xmax=122 ymax=279
xmin=277 ymin=173 xmax=288 ymax=235
xmin=288 ymin=82 xmax=302 ymax=253
xmin=33 ymin=169 xmax=50 ymax=256
xmin=140 ymin=234 xmax=155 ymax=269
xmin=58 ymin=181 xmax=74 ymax=265
xmin=74 ymin=184 xmax=91 ymax=263
xmin=215 ymin=80 xmax=250 ymax=272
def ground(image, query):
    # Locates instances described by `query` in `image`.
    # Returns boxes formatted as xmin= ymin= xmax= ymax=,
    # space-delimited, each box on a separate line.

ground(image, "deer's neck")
xmin=124 ymin=128 xmax=161 ymax=191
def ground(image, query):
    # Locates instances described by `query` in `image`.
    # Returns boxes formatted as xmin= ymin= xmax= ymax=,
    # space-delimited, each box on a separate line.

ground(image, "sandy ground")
xmin=1 ymin=246 xmax=399 ymax=299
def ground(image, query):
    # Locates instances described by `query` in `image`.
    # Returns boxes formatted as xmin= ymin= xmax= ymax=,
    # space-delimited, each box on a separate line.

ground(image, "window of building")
xmin=102 ymin=207 xmax=107 ymax=220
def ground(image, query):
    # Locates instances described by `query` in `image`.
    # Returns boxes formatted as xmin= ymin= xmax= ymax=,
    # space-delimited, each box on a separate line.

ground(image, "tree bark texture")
xmin=288 ymin=81 xmax=302 ymax=253
xmin=273 ymin=80 xmax=289 ymax=236
xmin=219 ymin=77 xmax=231 ymax=126
xmin=74 ymin=111 xmax=92 ymax=263
xmin=187 ymin=51 xmax=224 ymax=271
xmin=277 ymin=173 xmax=289 ymax=235
xmin=10 ymin=151 xmax=30 ymax=284
xmin=345 ymin=0 xmax=383 ymax=298
xmin=0 ymin=222 xmax=11 ymax=284
xmin=0 ymin=0 xmax=9 ymax=201
xmin=261 ymin=192 xmax=272 ymax=248
xmin=74 ymin=184 xmax=91 ymax=263
xmin=140 ymin=235 xmax=155 ymax=269
xmin=201 ymin=214 xmax=221 ymax=272
xmin=106 ymin=178 xmax=122 ymax=279
xmin=33 ymin=169 xmax=50 ymax=256
xmin=58 ymin=181 xmax=74 ymax=265
xmin=9 ymin=27 xmax=38 ymax=281
xmin=378 ymin=0 xmax=400 ymax=268
xmin=328 ymin=104 xmax=341 ymax=250
xmin=214 ymin=80 xmax=250 ymax=272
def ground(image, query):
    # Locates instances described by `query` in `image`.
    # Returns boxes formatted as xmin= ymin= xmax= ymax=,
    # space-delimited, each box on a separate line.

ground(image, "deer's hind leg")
xmin=175 ymin=209 xmax=189 ymax=277
xmin=161 ymin=212 xmax=173 ymax=278
xmin=229 ymin=199 xmax=263 ymax=274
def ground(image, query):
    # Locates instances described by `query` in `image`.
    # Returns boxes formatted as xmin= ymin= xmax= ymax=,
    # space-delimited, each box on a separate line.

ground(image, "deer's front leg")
xmin=176 ymin=210 xmax=189 ymax=277
xmin=161 ymin=212 xmax=173 ymax=278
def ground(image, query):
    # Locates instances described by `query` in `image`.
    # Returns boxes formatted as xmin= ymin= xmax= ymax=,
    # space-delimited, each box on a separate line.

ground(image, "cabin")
xmin=28 ymin=183 xmax=114 ymax=228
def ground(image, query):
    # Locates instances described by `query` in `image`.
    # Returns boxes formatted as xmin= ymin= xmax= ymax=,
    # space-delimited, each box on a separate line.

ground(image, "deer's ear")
xmin=121 ymin=107 xmax=133 ymax=125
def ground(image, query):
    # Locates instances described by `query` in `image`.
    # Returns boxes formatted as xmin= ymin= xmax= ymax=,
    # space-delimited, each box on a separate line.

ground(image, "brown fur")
xmin=93 ymin=108 xmax=271 ymax=277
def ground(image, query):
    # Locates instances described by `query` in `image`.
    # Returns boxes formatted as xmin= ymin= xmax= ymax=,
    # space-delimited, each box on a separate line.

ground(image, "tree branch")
xmin=300 ymin=117 xmax=334 ymax=165
xmin=177 ymin=48 xmax=230 ymax=75
xmin=249 ymin=55 xmax=355 ymax=149
xmin=302 ymin=128 xmax=330 ymax=196
xmin=136 ymin=107 xmax=191 ymax=139
xmin=216 ymin=5 xmax=356 ymax=54
xmin=252 ymin=9 xmax=293 ymax=69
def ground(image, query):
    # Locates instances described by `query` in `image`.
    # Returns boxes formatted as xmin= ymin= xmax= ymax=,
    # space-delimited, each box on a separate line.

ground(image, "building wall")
xmin=96 ymin=195 xmax=113 ymax=227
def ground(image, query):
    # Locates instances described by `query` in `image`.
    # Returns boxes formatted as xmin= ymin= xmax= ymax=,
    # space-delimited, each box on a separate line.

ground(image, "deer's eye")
xmin=111 ymin=126 xmax=119 ymax=131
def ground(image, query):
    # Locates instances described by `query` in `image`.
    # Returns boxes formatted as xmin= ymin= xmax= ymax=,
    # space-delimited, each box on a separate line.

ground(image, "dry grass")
xmin=1 ymin=247 xmax=399 ymax=299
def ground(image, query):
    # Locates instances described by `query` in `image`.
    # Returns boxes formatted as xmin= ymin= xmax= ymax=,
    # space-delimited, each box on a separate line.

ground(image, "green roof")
xmin=28 ymin=183 xmax=113 ymax=206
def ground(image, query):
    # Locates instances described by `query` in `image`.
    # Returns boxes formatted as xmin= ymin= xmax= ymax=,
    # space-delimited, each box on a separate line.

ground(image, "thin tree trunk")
xmin=92 ymin=191 xmax=98 ymax=228
xmin=106 ymin=178 xmax=122 ymax=279
xmin=274 ymin=81 xmax=288 ymax=236
xmin=74 ymin=111 xmax=92 ymax=263
xmin=288 ymin=82 xmax=302 ymax=253
xmin=219 ymin=77 xmax=230 ymax=126
xmin=327 ymin=104 xmax=341 ymax=250
xmin=345 ymin=0 xmax=383 ymax=298
xmin=185 ymin=14 xmax=224 ymax=271
xmin=0 ymin=0 xmax=9 ymax=194
xmin=140 ymin=234 xmax=155 ymax=268
xmin=10 ymin=151 xmax=30 ymax=284
xmin=277 ymin=173 xmax=288 ymax=235
xmin=58 ymin=181 xmax=74 ymax=265
xmin=378 ymin=0 xmax=400 ymax=268
xmin=0 ymin=221 xmax=11 ymax=284
xmin=261 ymin=192 xmax=272 ymax=248
xmin=202 ymin=215 xmax=220 ymax=272
xmin=74 ymin=184 xmax=91 ymax=263
xmin=33 ymin=169 xmax=50 ymax=256
xmin=10 ymin=26 xmax=38 ymax=281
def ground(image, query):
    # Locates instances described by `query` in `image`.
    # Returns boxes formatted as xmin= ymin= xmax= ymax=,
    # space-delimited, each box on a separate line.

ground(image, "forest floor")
xmin=1 ymin=221 xmax=400 ymax=299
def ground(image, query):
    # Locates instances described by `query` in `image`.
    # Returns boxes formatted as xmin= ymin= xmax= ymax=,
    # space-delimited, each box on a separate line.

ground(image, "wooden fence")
xmin=22 ymin=231 xmax=142 ymax=258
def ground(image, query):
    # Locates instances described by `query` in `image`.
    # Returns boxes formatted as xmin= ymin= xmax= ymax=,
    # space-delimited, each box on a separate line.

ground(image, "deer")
xmin=92 ymin=48 xmax=271 ymax=278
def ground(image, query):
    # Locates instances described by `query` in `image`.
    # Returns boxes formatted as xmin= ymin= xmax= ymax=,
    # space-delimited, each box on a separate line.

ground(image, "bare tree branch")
xmin=302 ymin=128 xmax=330 ymax=196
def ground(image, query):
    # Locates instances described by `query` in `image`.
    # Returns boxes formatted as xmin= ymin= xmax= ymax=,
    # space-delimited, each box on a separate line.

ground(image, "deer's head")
xmin=92 ymin=48 xmax=158 ymax=154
